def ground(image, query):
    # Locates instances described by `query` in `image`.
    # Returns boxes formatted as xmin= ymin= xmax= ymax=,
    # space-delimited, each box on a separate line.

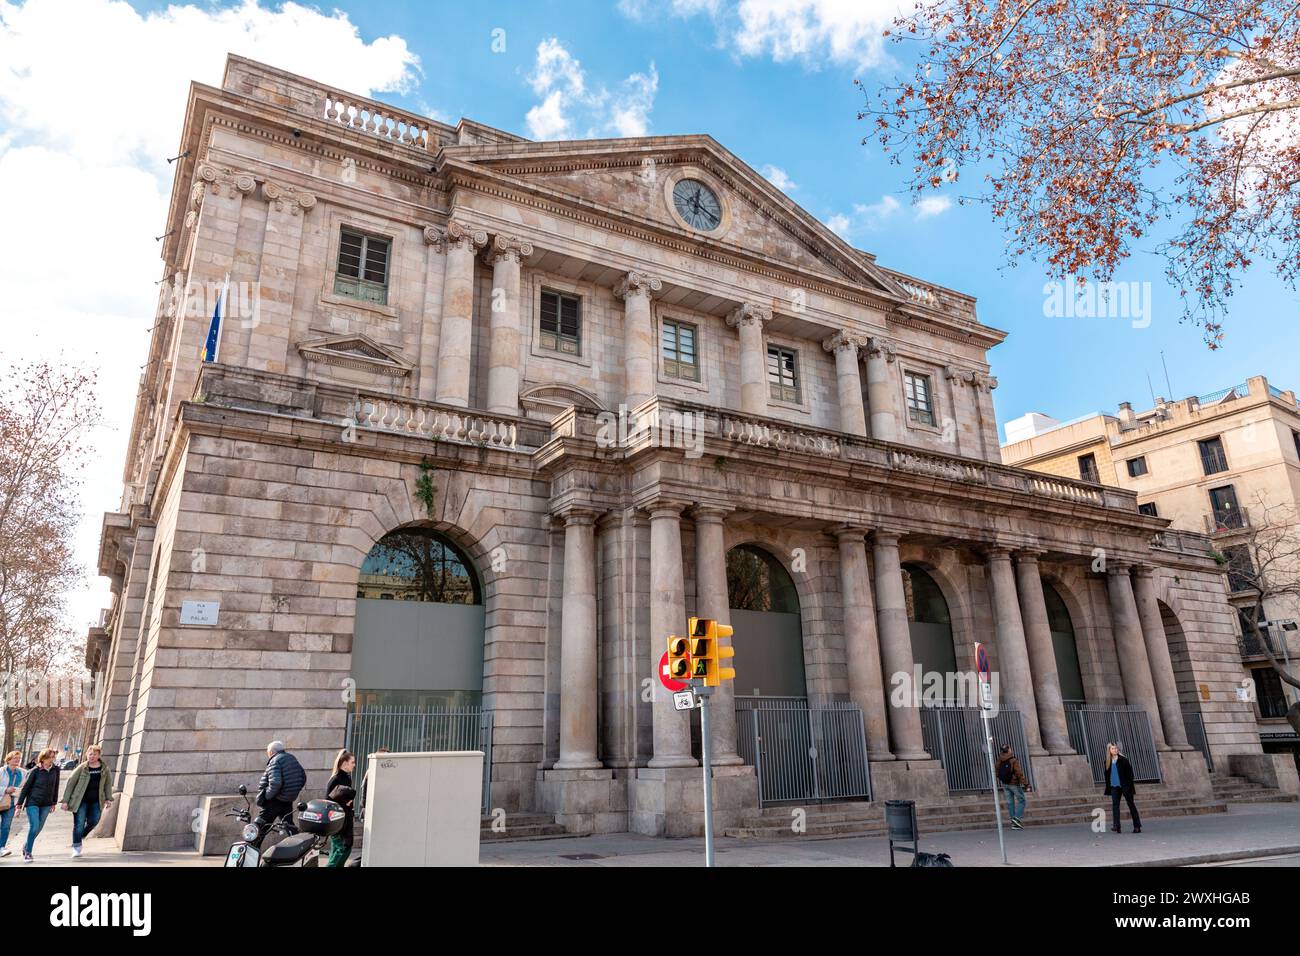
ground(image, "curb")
xmin=1113 ymin=845 xmax=1300 ymax=867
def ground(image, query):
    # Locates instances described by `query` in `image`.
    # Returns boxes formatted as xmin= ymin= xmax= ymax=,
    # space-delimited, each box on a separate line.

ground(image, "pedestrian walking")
xmin=1104 ymin=742 xmax=1142 ymax=833
xmin=0 ymin=750 xmax=25 ymax=857
xmin=16 ymin=749 xmax=60 ymax=862
xmin=255 ymin=740 xmax=306 ymax=834
xmin=995 ymin=743 xmax=1031 ymax=829
xmin=61 ymin=744 xmax=114 ymax=858
xmin=324 ymin=749 xmax=357 ymax=867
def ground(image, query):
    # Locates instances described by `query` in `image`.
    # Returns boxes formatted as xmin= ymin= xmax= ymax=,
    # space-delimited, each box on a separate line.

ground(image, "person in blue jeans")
xmin=16 ymin=749 xmax=60 ymax=862
xmin=61 ymin=744 xmax=114 ymax=858
xmin=0 ymin=750 xmax=25 ymax=857
xmin=995 ymin=743 xmax=1031 ymax=829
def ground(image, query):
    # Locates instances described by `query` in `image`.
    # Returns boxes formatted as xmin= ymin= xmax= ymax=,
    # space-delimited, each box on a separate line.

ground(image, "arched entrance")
xmin=902 ymin=563 xmax=957 ymax=680
xmin=352 ymin=527 xmax=485 ymax=711
xmin=1044 ymin=581 xmax=1086 ymax=703
xmin=726 ymin=544 xmax=806 ymax=698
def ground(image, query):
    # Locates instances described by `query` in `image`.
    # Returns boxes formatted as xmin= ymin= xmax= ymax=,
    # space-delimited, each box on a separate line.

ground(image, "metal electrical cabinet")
xmin=360 ymin=750 xmax=483 ymax=866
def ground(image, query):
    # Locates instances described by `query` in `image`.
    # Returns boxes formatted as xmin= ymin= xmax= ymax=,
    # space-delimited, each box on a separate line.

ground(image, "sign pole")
xmin=975 ymin=642 xmax=1007 ymax=865
xmin=697 ymin=681 xmax=716 ymax=868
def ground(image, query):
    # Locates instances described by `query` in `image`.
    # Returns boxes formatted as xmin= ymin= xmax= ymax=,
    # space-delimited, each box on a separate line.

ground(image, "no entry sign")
xmin=975 ymin=642 xmax=990 ymax=682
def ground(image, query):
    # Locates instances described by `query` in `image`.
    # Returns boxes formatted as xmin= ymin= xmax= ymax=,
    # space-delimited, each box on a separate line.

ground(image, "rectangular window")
xmin=539 ymin=289 xmax=582 ymax=355
xmin=1078 ymin=453 xmax=1100 ymax=483
xmin=1198 ymin=436 xmax=1229 ymax=475
xmin=904 ymin=372 xmax=936 ymax=426
xmin=767 ymin=346 xmax=800 ymax=403
xmin=1126 ymin=457 xmax=1148 ymax=478
xmin=1293 ymin=430 xmax=1300 ymax=461
xmin=1221 ymin=543 xmax=1254 ymax=592
xmin=1137 ymin=502 xmax=1159 ymax=517
xmin=333 ymin=228 xmax=390 ymax=305
xmin=1251 ymin=666 xmax=1289 ymax=719
xmin=661 ymin=319 xmax=700 ymax=382
xmin=1209 ymin=484 xmax=1243 ymax=529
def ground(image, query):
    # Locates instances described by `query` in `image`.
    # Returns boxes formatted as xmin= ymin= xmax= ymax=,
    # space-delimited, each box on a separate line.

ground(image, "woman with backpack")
xmin=0 ymin=750 xmax=25 ymax=857
xmin=1104 ymin=742 xmax=1142 ymax=833
xmin=61 ymin=744 xmax=114 ymax=858
xmin=16 ymin=748 xmax=60 ymax=862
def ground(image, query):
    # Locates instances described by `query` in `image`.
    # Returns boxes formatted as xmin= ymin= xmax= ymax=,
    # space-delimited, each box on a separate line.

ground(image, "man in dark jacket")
xmin=995 ymin=744 xmax=1031 ymax=830
xmin=255 ymin=740 xmax=307 ymax=833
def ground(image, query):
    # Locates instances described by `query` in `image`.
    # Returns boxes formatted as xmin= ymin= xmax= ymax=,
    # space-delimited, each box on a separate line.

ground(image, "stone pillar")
xmin=614 ymin=271 xmax=663 ymax=411
xmin=417 ymin=226 xmax=446 ymax=402
xmin=434 ymin=221 xmax=487 ymax=407
xmin=693 ymin=506 xmax=742 ymax=765
xmin=823 ymin=332 xmax=868 ymax=437
xmin=1106 ymin=563 xmax=1167 ymax=749
xmin=864 ymin=337 xmax=898 ymax=442
xmin=836 ymin=527 xmax=892 ymax=759
xmin=554 ymin=508 xmax=602 ymax=770
xmin=647 ymin=501 xmax=696 ymax=768
xmin=871 ymin=532 xmax=929 ymax=760
xmin=986 ymin=547 xmax=1046 ymax=755
xmin=726 ymin=303 xmax=772 ymax=417
xmin=485 ymin=234 xmax=533 ymax=416
xmin=249 ymin=180 xmax=315 ymax=376
xmin=1013 ymin=551 xmax=1074 ymax=755
xmin=1132 ymin=565 xmax=1193 ymax=750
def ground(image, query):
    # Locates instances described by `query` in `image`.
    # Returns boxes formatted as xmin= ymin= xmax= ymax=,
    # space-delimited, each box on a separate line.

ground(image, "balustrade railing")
xmin=322 ymin=93 xmax=433 ymax=150
xmin=355 ymin=394 xmax=520 ymax=450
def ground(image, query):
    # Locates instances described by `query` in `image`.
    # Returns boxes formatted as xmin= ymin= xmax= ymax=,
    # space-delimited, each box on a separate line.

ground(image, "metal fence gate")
xmin=735 ymin=698 xmax=871 ymax=805
xmin=919 ymin=704 xmax=1035 ymax=792
xmin=1063 ymin=703 xmax=1162 ymax=785
xmin=344 ymin=706 xmax=494 ymax=812
xmin=1182 ymin=709 xmax=1214 ymax=772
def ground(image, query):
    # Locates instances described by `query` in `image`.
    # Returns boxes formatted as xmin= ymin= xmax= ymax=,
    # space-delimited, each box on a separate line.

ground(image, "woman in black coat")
xmin=1103 ymin=742 xmax=1141 ymax=834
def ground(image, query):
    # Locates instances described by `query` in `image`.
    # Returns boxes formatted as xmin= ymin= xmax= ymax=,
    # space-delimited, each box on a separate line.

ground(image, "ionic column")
xmin=485 ymin=234 xmax=533 ymax=416
xmin=1132 ymin=565 xmax=1193 ymax=750
xmin=251 ymin=181 xmax=315 ymax=376
xmin=554 ymin=507 xmax=602 ymax=770
xmin=1106 ymin=563 xmax=1167 ymax=749
xmin=987 ymin=546 xmax=1046 ymax=755
xmin=864 ymin=337 xmax=898 ymax=442
xmin=434 ymin=221 xmax=487 ymax=407
xmin=693 ymin=506 xmax=742 ymax=765
xmin=648 ymin=501 xmax=697 ymax=768
xmin=726 ymin=303 xmax=772 ymax=416
xmin=614 ymin=271 xmax=662 ymax=410
xmin=1014 ymin=550 xmax=1074 ymax=755
xmin=872 ymin=531 xmax=929 ymax=760
xmin=836 ymin=527 xmax=892 ymax=759
xmin=823 ymin=332 xmax=868 ymax=438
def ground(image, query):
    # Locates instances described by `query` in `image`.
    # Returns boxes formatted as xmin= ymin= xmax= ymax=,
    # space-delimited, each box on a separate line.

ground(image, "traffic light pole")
xmin=696 ymin=681 xmax=716 ymax=868
xmin=981 ymin=707 xmax=1008 ymax=865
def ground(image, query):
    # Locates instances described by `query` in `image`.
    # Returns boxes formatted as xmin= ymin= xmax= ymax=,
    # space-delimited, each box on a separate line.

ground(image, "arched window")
xmin=726 ymin=545 xmax=799 ymax=613
xmin=901 ymin=564 xmax=957 ymax=679
xmin=1043 ymin=581 xmax=1085 ymax=703
xmin=357 ymin=529 xmax=480 ymax=604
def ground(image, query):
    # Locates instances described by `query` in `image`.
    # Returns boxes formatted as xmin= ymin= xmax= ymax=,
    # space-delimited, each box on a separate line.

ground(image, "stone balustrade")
xmin=718 ymin=413 xmax=842 ymax=456
xmin=322 ymin=93 xmax=433 ymax=150
xmin=354 ymin=393 xmax=519 ymax=449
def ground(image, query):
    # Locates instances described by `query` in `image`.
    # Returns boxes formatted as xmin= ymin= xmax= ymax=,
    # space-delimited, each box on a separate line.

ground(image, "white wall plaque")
xmin=180 ymin=600 xmax=220 ymax=626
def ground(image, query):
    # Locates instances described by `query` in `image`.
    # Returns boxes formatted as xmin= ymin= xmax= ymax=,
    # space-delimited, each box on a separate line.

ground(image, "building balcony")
xmin=1205 ymin=507 xmax=1250 ymax=534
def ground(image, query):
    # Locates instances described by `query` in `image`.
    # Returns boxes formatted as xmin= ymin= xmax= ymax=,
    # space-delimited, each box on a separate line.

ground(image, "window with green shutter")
xmin=333 ymin=227 xmax=390 ymax=305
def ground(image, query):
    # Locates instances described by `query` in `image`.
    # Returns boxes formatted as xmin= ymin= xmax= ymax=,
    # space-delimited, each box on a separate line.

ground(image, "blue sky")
xmin=2 ymin=0 xmax=1297 ymax=631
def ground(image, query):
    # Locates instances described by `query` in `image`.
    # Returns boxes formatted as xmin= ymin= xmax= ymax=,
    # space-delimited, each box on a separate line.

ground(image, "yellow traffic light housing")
xmin=667 ymin=635 xmax=692 ymax=680
xmin=688 ymin=617 xmax=736 ymax=687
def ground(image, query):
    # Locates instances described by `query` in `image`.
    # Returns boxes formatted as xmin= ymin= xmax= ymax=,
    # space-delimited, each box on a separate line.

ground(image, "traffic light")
xmin=688 ymin=617 xmax=736 ymax=687
xmin=666 ymin=634 xmax=692 ymax=681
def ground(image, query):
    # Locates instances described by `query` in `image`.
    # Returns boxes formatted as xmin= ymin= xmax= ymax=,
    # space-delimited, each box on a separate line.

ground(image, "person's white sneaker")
xmin=22 ymin=854 xmax=32 ymax=863
xmin=0 ymin=847 xmax=11 ymax=857
xmin=70 ymin=846 xmax=82 ymax=858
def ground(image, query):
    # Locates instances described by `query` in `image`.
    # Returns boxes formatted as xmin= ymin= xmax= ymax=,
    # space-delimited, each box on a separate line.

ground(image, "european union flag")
xmin=201 ymin=279 xmax=225 ymax=363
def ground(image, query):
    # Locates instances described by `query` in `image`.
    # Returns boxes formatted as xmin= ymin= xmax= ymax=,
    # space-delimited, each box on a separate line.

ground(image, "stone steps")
xmin=725 ymin=788 xmax=1227 ymax=839
xmin=1210 ymin=775 xmax=1298 ymax=805
xmin=479 ymin=813 xmax=569 ymax=842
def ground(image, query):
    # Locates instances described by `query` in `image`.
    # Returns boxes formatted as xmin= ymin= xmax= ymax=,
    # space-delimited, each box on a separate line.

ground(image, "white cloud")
xmin=620 ymin=0 xmax=906 ymax=71
xmin=915 ymin=194 xmax=953 ymax=218
xmin=761 ymin=164 xmax=797 ymax=192
xmin=826 ymin=213 xmax=851 ymax=237
xmin=0 ymin=0 xmax=421 ymax=636
xmin=854 ymin=194 xmax=900 ymax=223
xmin=524 ymin=37 xmax=658 ymax=140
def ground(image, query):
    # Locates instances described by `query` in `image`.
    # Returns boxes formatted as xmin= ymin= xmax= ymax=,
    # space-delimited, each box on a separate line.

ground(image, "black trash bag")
xmin=912 ymin=851 xmax=954 ymax=867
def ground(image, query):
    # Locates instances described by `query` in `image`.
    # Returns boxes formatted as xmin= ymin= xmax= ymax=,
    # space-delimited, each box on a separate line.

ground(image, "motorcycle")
xmin=222 ymin=784 xmax=343 ymax=867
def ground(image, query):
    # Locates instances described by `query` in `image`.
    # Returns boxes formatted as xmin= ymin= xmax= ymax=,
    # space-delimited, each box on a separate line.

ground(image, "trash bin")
xmin=885 ymin=799 xmax=918 ymax=867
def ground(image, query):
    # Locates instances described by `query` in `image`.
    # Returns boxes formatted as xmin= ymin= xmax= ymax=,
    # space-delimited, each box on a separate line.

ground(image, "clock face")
xmin=672 ymin=179 xmax=723 ymax=231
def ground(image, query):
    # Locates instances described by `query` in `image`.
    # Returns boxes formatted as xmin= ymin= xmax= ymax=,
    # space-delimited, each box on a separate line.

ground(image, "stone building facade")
xmin=1003 ymin=376 xmax=1300 ymax=766
xmin=87 ymin=57 xmax=1288 ymax=850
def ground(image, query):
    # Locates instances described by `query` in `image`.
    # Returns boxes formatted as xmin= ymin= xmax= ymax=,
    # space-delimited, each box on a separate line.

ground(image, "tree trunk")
xmin=1288 ymin=700 xmax=1300 ymax=738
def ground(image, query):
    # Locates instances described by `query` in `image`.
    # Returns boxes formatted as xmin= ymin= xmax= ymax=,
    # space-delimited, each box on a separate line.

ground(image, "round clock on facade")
xmin=672 ymin=178 xmax=723 ymax=231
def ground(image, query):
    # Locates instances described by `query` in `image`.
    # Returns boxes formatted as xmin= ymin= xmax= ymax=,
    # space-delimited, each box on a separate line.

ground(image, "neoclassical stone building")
xmin=87 ymin=57 xmax=1289 ymax=850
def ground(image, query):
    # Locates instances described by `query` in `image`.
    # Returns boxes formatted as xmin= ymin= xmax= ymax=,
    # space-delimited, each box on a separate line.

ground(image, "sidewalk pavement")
xmin=0 ymin=802 xmax=218 ymax=868
xmin=480 ymin=803 xmax=1300 ymax=867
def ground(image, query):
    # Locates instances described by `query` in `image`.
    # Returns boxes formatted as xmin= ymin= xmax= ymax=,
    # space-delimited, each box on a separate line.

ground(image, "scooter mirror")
xmin=238 ymin=785 xmax=247 ymax=796
xmin=297 ymin=802 xmax=307 ymax=812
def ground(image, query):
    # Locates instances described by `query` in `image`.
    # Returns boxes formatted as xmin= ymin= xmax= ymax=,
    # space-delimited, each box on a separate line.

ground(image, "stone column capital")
xmin=552 ymin=505 xmax=600 ymax=527
xmin=983 ymin=543 xmax=1015 ymax=562
xmin=691 ymin=504 xmax=732 ymax=525
xmin=822 ymin=330 xmax=865 ymax=356
xmin=1107 ymin=561 xmax=1134 ymax=576
xmin=1014 ymin=548 xmax=1044 ymax=564
xmin=725 ymin=302 xmax=772 ymax=329
xmin=194 ymin=163 xmax=258 ymax=199
xmin=864 ymin=336 xmax=897 ymax=362
xmin=871 ymin=529 xmax=903 ymax=548
xmin=1132 ymin=563 xmax=1157 ymax=579
xmin=428 ymin=220 xmax=489 ymax=253
xmin=832 ymin=523 xmax=871 ymax=542
xmin=642 ymin=498 xmax=690 ymax=520
xmin=486 ymin=233 xmax=534 ymax=265
xmin=614 ymin=270 xmax=663 ymax=301
xmin=260 ymin=180 xmax=316 ymax=214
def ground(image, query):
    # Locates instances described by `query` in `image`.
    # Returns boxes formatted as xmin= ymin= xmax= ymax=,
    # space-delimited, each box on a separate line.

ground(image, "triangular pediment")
xmin=444 ymin=137 xmax=906 ymax=297
xmin=297 ymin=334 xmax=413 ymax=376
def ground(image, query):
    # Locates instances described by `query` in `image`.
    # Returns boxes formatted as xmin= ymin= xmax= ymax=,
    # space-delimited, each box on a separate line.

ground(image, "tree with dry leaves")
xmin=863 ymin=1 xmax=1300 ymax=346
xmin=0 ymin=363 xmax=100 ymax=755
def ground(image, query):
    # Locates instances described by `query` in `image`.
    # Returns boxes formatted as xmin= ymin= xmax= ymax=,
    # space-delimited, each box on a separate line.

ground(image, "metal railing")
xmin=919 ymin=703 xmax=1034 ymax=792
xmin=1063 ymin=702 xmax=1162 ymax=785
xmin=344 ymin=706 xmax=493 ymax=813
xmin=735 ymin=698 xmax=871 ymax=805
xmin=1181 ymin=709 xmax=1213 ymax=772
